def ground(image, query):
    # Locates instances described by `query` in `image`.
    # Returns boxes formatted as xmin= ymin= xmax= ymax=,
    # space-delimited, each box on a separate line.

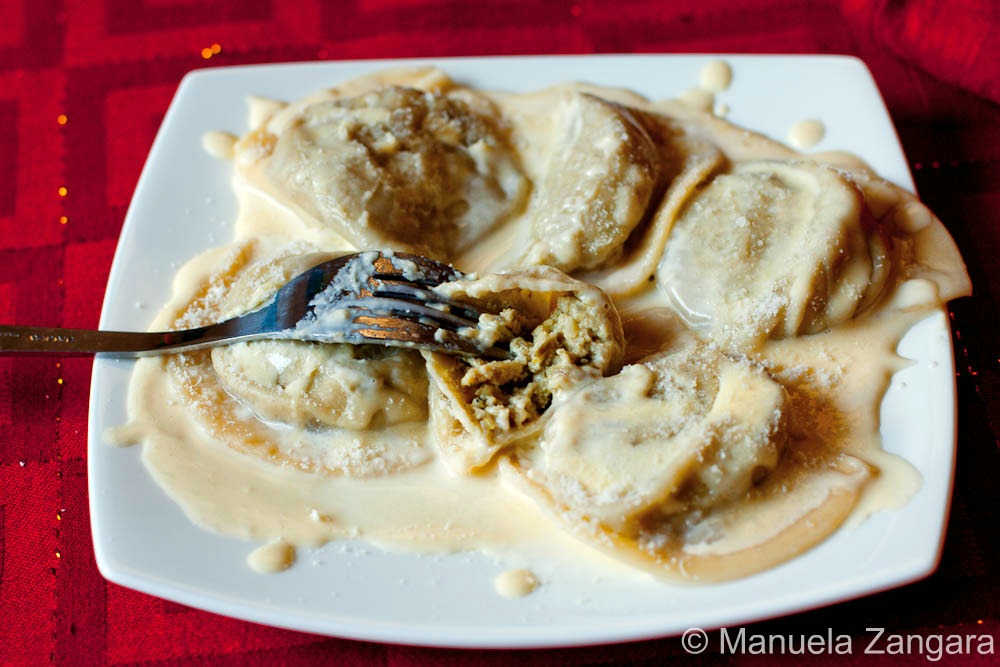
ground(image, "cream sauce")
xmin=679 ymin=59 xmax=731 ymax=116
xmin=699 ymin=60 xmax=733 ymax=92
xmin=201 ymin=130 xmax=238 ymax=160
xmin=247 ymin=540 xmax=296 ymax=573
xmin=788 ymin=119 xmax=826 ymax=148
xmin=678 ymin=87 xmax=715 ymax=112
xmin=111 ymin=66 xmax=970 ymax=585
xmin=131 ymin=353 xmax=561 ymax=551
xmin=494 ymin=569 xmax=540 ymax=598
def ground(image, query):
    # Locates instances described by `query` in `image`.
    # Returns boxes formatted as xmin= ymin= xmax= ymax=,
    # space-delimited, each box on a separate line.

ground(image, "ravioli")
xmin=516 ymin=341 xmax=788 ymax=531
xmin=162 ymin=244 xmax=432 ymax=477
xmin=209 ymin=250 xmax=429 ymax=432
xmin=424 ymin=266 xmax=625 ymax=473
xmin=212 ymin=341 xmax=428 ymax=431
xmin=657 ymin=160 xmax=892 ymax=348
xmin=238 ymin=84 xmax=529 ymax=259
xmin=511 ymin=90 xmax=661 ymax=272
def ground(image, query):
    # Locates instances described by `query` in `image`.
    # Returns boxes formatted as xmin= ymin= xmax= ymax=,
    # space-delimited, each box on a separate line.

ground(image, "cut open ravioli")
xmin=424 ymin=266 xmax=625 ymax=473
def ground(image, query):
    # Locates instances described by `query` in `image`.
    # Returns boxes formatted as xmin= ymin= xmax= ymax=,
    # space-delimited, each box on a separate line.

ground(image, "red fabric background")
xmin=1 ymin=0 xmax=997 ymax=664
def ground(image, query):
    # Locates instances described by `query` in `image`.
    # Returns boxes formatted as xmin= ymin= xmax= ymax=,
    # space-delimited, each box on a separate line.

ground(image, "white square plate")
xmin=89 ymin=55 xmax=957 ymax=648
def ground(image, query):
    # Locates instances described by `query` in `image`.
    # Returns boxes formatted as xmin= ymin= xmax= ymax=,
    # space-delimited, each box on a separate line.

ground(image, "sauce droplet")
xmin=493 ymin=568 xmax=540 ymax=598
xmin=699 ymin=60 xmax=733 ymax=93
xmin=788 ymin=119 xmax=825 ymax=149
xmin=103 ymin=422 xmax=145 ymax=447
xmin=201 ymin=130 xmax=238 ymax=160
xmin=247 ymin=540 xmax=296 ymax=574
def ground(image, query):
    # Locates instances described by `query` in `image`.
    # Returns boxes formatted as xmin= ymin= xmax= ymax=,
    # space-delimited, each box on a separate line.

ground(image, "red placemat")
xmin=1 ymin=1 xmax=997 ymax=664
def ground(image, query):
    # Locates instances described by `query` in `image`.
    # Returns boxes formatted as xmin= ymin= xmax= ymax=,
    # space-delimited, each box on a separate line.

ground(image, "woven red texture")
xmin=1 ymin=0 xmax=997 ymax=665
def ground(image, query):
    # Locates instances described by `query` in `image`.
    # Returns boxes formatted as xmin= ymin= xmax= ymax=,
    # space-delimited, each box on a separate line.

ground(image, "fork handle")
xmin=0 ymin=324 xmax=215 ymax=356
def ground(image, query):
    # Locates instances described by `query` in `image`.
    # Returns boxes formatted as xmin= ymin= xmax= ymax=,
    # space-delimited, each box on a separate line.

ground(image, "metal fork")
xmin=0 ymin=251 xmax=506 ymax=359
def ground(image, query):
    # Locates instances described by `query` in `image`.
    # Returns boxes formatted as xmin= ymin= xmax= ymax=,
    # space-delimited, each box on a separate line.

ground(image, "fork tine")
xmin=370 ymin=252 xmax=462 ymax=286
xmin=286 ymin=250 xmax=510 ymax=360
xmin=337 ymin=296 xmax=480 ymax=331
xmin=367 ymin=279 xmax=485 ymax=322
xmin=341 ymin=313 xmax=508 ymax=359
